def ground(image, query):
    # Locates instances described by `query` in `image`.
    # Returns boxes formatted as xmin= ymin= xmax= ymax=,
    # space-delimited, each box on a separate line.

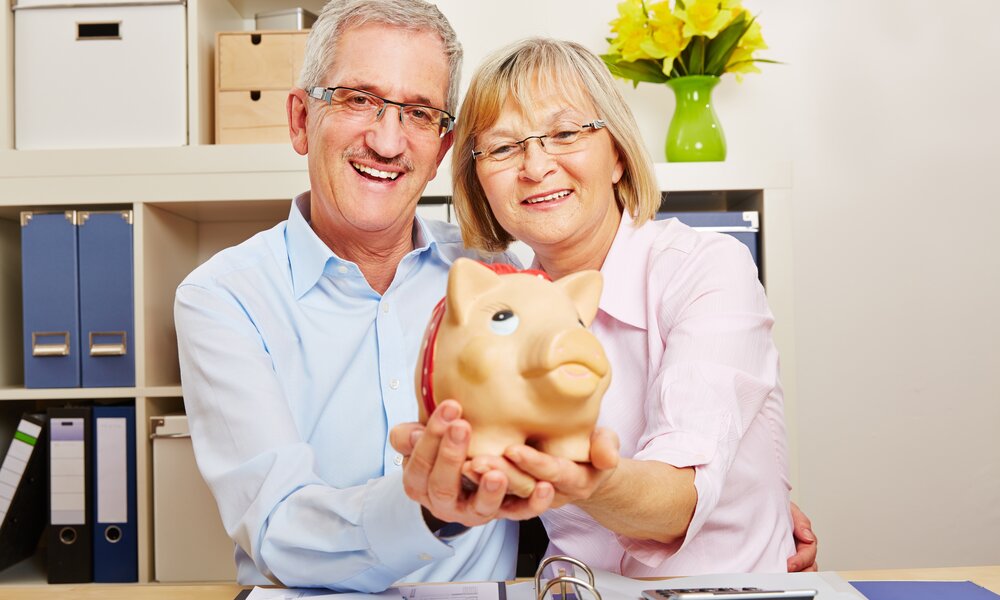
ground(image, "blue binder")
xmin=20 ymin=211 xmax=81 ymax=388
xmin=656 ymin=210 xmax=761 ymax=272
xmin=91 ymin=405 xmax=137 ymax=582
xmin=78 ymin=211 xmax=135 ymax=387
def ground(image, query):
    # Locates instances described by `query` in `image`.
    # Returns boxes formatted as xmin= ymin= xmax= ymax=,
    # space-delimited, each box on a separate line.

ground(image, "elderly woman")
xmin=393 ymin=38 xmax=813 ymax=576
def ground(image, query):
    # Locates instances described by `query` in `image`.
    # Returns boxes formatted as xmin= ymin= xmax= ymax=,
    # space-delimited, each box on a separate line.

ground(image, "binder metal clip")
xmin=534 ymin=555 xmax=602 ymax=600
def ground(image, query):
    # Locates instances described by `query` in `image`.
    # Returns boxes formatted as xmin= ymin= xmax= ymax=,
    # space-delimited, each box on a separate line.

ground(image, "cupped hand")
xmin=388 ymin=400 xmax=554 ymax=527
xmin=465 ymin=427 xmax=620 ymax=510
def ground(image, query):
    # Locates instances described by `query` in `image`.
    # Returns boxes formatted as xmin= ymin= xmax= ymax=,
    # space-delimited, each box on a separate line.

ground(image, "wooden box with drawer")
xmin=215 ymin=30 xmax=309 ymax=144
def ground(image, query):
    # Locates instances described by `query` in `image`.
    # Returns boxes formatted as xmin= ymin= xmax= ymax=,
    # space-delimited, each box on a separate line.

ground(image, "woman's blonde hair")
xmin=453 ymin=37 xmax=660 ymax=253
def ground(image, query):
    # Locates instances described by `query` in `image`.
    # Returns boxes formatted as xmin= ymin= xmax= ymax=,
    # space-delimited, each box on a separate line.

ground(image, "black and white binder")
xmin=0 ymin=413 xmax=48 ymax=572
xmin=47 ymin=406 xmax=93 ymax=583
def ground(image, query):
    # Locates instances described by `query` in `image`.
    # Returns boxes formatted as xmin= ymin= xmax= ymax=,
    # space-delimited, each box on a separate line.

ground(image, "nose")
xmin=365 ymin=104 xmax=407 ymax=158
xmin=518 ymin=138 xmax=556 ymax=182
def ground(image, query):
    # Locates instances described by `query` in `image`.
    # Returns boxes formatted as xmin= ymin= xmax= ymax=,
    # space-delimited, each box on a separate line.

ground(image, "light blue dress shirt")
xmin=175 ymin=193 xmax=519 ymax=591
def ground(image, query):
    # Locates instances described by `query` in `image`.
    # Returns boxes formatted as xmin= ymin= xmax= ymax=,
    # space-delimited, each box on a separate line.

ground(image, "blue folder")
xmin=656 ymin=210 xmax=761 ymax=271
xmin=20 ymin=211 xmax=81 ymax=388
xmin=850 ymin=580 xmax=1000 ymax=599
xmin=91 ymin=405 xmax=137 ymax=582
xmin=78 ymin=211 xmax=135 ymax=387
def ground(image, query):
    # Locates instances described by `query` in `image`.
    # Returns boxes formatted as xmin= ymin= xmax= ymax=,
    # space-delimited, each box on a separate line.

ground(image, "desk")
xmin=1 ymin=567 xmax=998 ymax=599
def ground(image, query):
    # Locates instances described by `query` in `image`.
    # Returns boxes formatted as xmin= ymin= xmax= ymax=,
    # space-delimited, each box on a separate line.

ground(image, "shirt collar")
xmin=286 ymin=192 xmax=453 ymax=298
xmin=412 ymin=212 xmax=455 ymax=267
xmin=599 ymin=210 xmax=654 ymax=331
xmin=286 ymin=191 xmax=335 ymax=299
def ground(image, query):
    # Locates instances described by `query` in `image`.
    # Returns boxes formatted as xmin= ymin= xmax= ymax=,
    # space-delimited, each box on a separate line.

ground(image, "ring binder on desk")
xmin=535 ymin=555 xmax=603 ymax=600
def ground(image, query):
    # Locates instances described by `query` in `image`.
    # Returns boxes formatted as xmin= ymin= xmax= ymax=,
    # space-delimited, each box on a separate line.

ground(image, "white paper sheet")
xmin=244 ymin=571 xmax=864 ymax=600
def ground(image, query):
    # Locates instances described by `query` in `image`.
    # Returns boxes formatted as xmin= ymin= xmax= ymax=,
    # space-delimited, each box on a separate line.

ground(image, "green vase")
xmin=665 ymin=75 xmax=727 ymax=162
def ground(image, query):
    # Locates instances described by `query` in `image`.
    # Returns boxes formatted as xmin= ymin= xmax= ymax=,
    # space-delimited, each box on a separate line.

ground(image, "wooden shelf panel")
xmin=0 ymin=144 xmax=790 ymax=206
xmin=0 ymin=386 xmax=183 ymax=401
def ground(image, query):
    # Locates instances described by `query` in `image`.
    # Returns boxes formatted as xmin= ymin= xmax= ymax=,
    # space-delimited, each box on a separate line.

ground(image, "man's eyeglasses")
xmin=306 ymin=86 xmax=456 ymax=139
xmin=472 ymin=120 xmax=606 ymax=163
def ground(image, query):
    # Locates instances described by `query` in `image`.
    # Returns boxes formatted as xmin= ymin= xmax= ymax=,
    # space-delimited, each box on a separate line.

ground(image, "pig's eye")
xmin=490 ymin=310 xmax=519 ymax=335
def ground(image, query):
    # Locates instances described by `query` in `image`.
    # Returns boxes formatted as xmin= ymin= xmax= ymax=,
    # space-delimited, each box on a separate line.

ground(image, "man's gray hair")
xmin=297 ymin=0 xmax=463 ymax=114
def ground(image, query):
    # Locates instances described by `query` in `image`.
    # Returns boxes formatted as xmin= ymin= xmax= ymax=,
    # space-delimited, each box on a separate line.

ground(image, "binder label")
xmin=0 ymin=434 xmax=35 ymax=520
xmin=51 ymin=418 xmax=86 ymax=525
xmin=96 ymin=417 xmax=128 ymax=523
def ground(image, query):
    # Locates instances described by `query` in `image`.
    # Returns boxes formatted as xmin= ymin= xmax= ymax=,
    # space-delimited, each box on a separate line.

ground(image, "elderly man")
xmin=176 ymin=0 xmax=816 ymax=592
xmin=176 ymin=0 xmax=538 ymax=591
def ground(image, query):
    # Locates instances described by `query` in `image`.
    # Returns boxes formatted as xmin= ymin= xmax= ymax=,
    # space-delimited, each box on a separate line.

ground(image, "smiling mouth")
xmin=523 ymin=190 xmax=570 ymax=205
xmin=352 ymin=162 xmax=400 ymax=181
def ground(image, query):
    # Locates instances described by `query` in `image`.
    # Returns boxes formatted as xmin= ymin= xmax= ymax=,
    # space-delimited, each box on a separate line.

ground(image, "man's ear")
xmin=430 ymin=130 xmax=455 ymax=178
xmin=288 ymin=88 xmax=309 ymax=156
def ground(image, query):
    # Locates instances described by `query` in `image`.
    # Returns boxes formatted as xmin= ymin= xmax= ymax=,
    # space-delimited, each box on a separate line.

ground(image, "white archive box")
xmin=151 ymin=414 xmax=236 ymax=582
xmin=12 ymin=0 xmax=188 ymax=149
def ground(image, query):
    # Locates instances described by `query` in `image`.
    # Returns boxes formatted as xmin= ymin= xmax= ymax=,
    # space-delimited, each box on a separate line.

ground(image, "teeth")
xmin=525 ymin=190 xmax=570 ymax=204
xmin=353 ymin=163 xmax=399 ymax=180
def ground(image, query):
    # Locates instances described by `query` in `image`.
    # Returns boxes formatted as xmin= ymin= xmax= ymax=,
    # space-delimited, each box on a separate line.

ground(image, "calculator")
xmin=641 ymin=587 xmax=817 ymax=600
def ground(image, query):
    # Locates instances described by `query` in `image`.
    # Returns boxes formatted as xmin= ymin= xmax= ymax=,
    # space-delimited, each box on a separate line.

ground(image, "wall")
xmin=783 ymin=1 xmax=1000 ymax=570
xmin=437 ymin=0 xmax=1000 ymax=570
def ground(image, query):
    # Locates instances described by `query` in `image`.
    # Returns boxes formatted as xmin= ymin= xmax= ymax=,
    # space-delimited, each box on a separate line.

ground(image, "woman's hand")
xmin=389 ymin=400 xmax=554 ymax=527
xmin=464 ymin=427 xmax=620 ymax=509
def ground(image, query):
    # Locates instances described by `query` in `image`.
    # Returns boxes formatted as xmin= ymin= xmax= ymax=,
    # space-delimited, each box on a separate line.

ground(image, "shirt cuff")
xmin=360 ymin=471 xmax=455 ymax=579
xmin=617 ymin=431 xmax=721 ymax=568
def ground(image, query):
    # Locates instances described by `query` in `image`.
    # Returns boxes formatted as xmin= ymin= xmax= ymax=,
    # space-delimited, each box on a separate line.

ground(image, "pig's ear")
xmin=556 ymin=270 xmax=603 ymax=327
xmin=446 ymin=258 xmax=502 ymax=326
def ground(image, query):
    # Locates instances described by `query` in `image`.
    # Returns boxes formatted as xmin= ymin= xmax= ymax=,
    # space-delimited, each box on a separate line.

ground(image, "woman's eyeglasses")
xmin=472 ymin=120 xmax=606 ymax=163
xmin=306 ymin=86 xmax=455 ymax=139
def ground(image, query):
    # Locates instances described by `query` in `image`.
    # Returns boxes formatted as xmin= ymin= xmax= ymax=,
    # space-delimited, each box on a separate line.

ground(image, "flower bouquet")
xmin=601 ymin=0 xmax=776 ymax=161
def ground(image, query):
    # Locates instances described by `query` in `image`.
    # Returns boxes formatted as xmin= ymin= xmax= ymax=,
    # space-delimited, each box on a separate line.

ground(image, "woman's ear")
xmin=288 ymin=89 xmax=309 ymax=155
xmin=611 ymin=147 xmax=624 ymax=185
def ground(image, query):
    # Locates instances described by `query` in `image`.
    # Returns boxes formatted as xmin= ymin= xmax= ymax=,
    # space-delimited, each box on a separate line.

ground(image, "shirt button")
xmin=418 ymin=553 xmax=433 ymax=561
xmin=389 ymin=378 xmax=400 ymax=390
xmin=381 ymin=303 xmax=390 ymax=314
xmin=337 ymin=265 xmax=348 ymax=274
xmin=393 ymin=454 xmax=403 ymax=466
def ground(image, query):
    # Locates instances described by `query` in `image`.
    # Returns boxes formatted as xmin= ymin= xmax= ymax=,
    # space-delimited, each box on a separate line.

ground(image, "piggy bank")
xmin=415 ymin=258 xmax=611 ymax=469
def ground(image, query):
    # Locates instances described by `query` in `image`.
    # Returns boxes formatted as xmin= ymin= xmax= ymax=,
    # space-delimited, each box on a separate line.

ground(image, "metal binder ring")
xmin=538 ymin=575 xmax=602 ymax=600
xmin=534 ymin=555 xmax=600 ymax=600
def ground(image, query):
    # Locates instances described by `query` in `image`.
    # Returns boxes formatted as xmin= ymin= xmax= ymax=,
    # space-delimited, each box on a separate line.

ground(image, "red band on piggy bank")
xmin=419 ymin=262 xmax=550 ymax=417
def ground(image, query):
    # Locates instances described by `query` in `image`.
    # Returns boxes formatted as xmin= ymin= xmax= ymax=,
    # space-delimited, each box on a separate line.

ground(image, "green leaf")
xmin=673 ymin=53 xmax=689 ymax=77
xmin=704 ymin=12 xmax=749 ymax=75
xmin=689 ymin=37 xmax=706 ymax=74
xmin=726 ymin=58 xmax=783 ymax=68
xmin=600 ymin=54 xmax=670 ymax=85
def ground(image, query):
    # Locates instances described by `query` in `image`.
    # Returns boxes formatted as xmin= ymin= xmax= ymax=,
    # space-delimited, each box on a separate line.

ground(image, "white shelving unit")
xmin=0 ymin=0 xmax=797 ymax=589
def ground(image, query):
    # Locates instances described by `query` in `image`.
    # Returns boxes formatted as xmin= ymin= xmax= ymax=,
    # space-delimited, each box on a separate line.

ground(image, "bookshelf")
xmin=0 ymin=0 xmax=797 ymax=589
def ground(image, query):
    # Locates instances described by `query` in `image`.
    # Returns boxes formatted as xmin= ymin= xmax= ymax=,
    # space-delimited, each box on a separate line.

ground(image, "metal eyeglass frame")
xmin=471 ymin=119 xmax=606 ymax=161
xmin=306 ymin=85 xmax=456 ymax=138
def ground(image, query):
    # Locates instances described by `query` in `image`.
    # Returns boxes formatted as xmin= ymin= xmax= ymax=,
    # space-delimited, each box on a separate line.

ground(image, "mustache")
xmin=342 ymin=147 xmax=414 ymax=173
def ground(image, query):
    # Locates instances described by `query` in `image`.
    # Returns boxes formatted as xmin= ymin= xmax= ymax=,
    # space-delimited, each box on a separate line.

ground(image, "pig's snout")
xmin=522 ymin=327 xmax=609 ymax=386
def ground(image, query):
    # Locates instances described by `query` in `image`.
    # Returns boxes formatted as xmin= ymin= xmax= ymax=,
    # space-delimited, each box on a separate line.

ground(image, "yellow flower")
xmin=643 ymin=0 xmax=688 ymax=73
xmin=609 ymin=0 xmax=655 ymax=62
xmin=726 ymin=20 xmax=767 ymax=81
xmin=674 ymin=0 xmax=735 ymax=39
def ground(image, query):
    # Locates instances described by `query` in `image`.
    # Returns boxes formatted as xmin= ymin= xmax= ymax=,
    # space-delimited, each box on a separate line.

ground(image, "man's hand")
xmin=389 ymin=400 xmax=554 ymax=528
xmin=787 ymin=502 xmax=818 ymax=572
xmin=465 ymin=427 xmax=620 ymax=510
